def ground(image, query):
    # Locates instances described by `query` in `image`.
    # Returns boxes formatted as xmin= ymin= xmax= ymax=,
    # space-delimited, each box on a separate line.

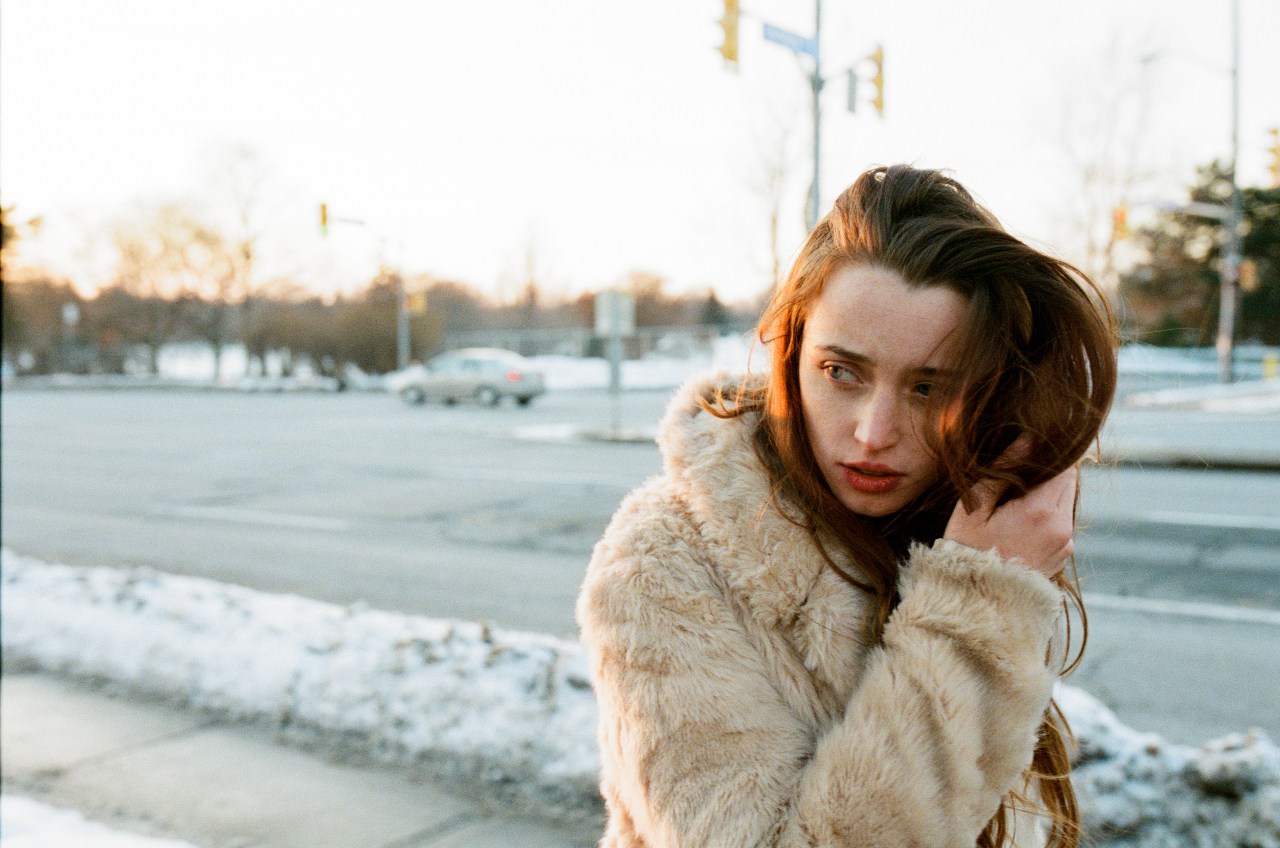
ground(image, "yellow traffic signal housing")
xmin=1268 ymin=127 xmax=1280 ymax=188
xmin=1112 ymin=204 xmax=1131 ymax=241
xmin=868 ymin=44 xmax=885 ymax=116
xmin=718 ymin=0 xmax=740 ymax=67
xmin=319 ymin=203 xmax=329 ymax=237
xmin=406 ymin=291 xmax=429 ymax=315
xmin=1239 ymin=259 xmax=1259 ymax=292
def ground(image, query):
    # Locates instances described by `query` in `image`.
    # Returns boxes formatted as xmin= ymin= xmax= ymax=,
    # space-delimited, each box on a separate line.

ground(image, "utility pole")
xmin=752 ymin=2 xmax=884 ymax=232
xmin=319 ymin=204 xmax=411 ymax=371
xmin=808 ymin=0 xmax=824 ymax=232
xmin=395 ymin=267 xmax=410 ymax=371
xmin=1217 ymin=0 xmax=1242 ymax=384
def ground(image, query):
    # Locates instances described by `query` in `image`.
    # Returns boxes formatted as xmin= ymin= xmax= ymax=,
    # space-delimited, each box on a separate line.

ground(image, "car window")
xmin=431 ymin=355 xmax=461 ymax=374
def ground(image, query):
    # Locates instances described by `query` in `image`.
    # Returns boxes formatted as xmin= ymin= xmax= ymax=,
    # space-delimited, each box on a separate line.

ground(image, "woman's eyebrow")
xmin=817 ymin=343 xmax=958 ymax=378
xmin=816 ymin=343 xmax=869 ymax=363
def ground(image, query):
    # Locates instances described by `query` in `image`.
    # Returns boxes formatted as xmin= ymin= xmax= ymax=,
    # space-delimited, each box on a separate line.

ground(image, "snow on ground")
xmin=541 ymin=340 xmax=1280 ymax=415
xmin=525 ymin=333 xmax=766 ymax=391
xmin=0 ymin=549 xmax=598 ymax=809
xmin=1125 ymin=379 xmax=1280 ymax=414
xmin=0 ymin=796 xmax=202 ymax=848
xmin=4 ymin=549 xmax=1278 ymax=846
xmin=16 ymin=338 xmax=1280 ymax=415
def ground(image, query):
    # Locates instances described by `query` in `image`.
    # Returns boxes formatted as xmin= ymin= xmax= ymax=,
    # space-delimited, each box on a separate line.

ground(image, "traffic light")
xmin=1112 ymin=204 xmax=1130 ymax=241
xmin=1239 ymin=259 xmax=1259 ymax=292
xmin=717 ymin=0 xmax=739 ymax=68
xmin=319 ymin=203 xmax=329 ymax=237
xmin=1268 ymin=127 xmax=1280 ymax=188
xmin=867 ymin=44 xmax=885 ymax=116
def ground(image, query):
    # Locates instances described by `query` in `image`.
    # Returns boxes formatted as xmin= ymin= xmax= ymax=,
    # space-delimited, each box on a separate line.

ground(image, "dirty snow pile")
xmin=1057 ymin=686 xmax=1280 ymax=846
xmin=0 ymin=549 xmax=598 ymax=811
xmin=4 ymin=550 xmax=1279 ymax=847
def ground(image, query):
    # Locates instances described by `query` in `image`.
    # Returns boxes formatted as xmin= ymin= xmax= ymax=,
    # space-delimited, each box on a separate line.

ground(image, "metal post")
xmin=807 ymin=0 xmax=824 ymax=231
xmin=397 ymin=272 xmax=410 ymax=370
xmin=1217 ymin=0 xmax=1241 ymax=384
xmin=607 ymin=335 xmax=623 ymax=435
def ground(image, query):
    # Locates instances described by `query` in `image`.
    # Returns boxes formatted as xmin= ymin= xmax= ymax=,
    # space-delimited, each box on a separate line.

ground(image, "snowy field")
xmin=4 ymin=549 xmax=1279 ymax=847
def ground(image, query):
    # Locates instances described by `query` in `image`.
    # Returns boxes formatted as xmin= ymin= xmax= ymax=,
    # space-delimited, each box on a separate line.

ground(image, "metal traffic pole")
xmin=319 ymin=205 xmax=410 ymax=370
xmin=757 ymin=1 xmax=883 ymax=232
xmin=395 ymin=242 xmax=410 ymax=371
xmin=808 ymin=0 xmax=824 ymax=232
xmin=1216 ymin=0 xmax=1242 ymax=384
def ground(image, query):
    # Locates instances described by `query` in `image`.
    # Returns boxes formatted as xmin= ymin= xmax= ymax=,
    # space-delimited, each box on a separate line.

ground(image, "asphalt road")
xmin=3 ymin=387 xmax=1278 ymax=745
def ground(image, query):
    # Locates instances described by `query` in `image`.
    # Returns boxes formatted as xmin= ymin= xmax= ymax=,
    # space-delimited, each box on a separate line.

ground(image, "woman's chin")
xmin=839 ymin=490 xmax=910 ymax=518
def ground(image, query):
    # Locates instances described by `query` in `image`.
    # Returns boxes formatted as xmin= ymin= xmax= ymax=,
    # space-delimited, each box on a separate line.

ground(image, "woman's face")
xmin=798 ymin=263 xmax=967 ymax=517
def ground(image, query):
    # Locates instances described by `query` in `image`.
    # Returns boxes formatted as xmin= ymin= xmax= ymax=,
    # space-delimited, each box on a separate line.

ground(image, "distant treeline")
xmin=6 ymin=158 xmax=1278 ymax=377
xmin=1 ymin=270 xmax=761 ymax=377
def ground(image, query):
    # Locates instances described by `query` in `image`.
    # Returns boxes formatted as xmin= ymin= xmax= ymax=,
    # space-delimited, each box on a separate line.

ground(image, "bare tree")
xmin=1044 ymin=32 xmax=1166 ymax=290
xmin=108 ymin=203 xmax=214 ymax=373
xmin=199 ymin=144 xmax=276 ymax=375
xmin=746 ymin=99 xmax=806 ymax=295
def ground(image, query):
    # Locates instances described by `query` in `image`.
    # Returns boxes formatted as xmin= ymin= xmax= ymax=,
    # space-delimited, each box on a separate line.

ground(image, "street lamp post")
xmin=319 ymin=207 xmax=411 ymax=371
xmin=808 ymin=0 xmax=824 ymax=232
xmin=1145 ymin=3 xmax=1244 ymax=383
xmin=1217 ymin=0 xmax=1243 ymax=384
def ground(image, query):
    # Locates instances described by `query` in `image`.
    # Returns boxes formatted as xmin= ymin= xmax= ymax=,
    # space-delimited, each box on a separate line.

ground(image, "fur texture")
xmin=576 ymin=375 xmax=1064 ymax=847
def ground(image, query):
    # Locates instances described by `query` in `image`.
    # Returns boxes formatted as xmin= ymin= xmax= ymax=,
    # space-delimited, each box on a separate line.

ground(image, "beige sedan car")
xmin=388 ymin=348 xmax=546 ymax=407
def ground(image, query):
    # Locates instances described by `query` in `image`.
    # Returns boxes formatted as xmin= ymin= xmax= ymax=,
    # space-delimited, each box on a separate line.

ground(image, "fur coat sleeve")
xmin=575 ymin=378 xmax=1065 ymax=848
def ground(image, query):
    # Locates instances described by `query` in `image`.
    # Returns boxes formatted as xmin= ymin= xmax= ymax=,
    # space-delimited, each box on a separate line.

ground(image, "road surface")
xmin=4 ymin=387 xmax=1278 ymax=744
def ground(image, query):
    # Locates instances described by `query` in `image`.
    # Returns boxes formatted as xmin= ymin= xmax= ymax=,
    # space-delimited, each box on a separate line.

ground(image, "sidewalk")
xmin=1 ymin=672 xmax=603 ymax=848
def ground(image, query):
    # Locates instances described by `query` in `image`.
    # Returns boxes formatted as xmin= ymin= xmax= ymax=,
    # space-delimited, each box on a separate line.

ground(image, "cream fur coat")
xmin=576 ymin=376 xmax=1065 ymax=848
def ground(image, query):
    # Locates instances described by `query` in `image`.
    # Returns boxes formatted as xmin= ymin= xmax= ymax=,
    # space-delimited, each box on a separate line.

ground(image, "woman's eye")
xmin=824 ymin=364 xmax=857 ymax=383
xmin=913 ymin=381 xmax=933 ymax=398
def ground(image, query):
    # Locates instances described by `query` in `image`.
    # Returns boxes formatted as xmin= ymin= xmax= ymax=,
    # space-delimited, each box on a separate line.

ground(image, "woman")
xmin=576 ymin=165 xmax=1117 ymax=848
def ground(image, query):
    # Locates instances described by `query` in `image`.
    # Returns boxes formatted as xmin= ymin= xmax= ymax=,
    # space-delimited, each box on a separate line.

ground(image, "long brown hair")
xmin=711 ymin=165 xmax=1117 ymax=847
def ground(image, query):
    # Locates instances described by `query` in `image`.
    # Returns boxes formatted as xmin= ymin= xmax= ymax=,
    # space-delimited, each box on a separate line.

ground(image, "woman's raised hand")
xmin=942 ymin=455 xmax=1079 ymax=579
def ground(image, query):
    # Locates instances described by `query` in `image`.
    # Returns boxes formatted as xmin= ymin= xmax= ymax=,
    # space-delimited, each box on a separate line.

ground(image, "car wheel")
xmin=517 ymin=396 xmax=533 ymax=407
xmin=443 ymin=396 xmax=458 ymax=406
xmin=475 ymin=386 xmax=500 ymax=407
xmin=402 ymin=387 xmax=426 ymax=405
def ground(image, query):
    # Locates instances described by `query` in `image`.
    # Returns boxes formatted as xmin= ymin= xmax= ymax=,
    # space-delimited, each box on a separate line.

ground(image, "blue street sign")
xmin=762 ymin=22 xmax=818 ymax=59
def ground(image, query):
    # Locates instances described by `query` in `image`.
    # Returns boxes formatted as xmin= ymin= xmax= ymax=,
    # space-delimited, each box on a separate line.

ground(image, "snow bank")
xmin=1058 ymin=686 xmax=1280 ymax=846
xmin=0 ymin=550 xmax=598 ymax=810
xmin=1117 ymin=345 xmax=1223 ymax=378
xmin=526 ymin=332 xmax=764 ymax=391
xmin=4 ymin=549 xmax=1278 ymax=845
xmin=1126 ymin=379 xmax=1280 ymax=414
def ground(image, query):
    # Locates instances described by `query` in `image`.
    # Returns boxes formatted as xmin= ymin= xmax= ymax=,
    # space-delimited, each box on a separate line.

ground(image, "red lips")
xmin=840 ymin=462 xmax=905 ymax=494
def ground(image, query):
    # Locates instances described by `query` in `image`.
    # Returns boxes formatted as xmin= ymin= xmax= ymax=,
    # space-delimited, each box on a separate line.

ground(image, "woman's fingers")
xmin=944 ymin=464 xmax=1079 ymax=578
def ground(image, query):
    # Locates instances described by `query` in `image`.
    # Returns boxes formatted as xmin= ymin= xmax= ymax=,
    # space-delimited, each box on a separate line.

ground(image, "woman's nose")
xmin=854 ymin=389 xmax=900 ymax=452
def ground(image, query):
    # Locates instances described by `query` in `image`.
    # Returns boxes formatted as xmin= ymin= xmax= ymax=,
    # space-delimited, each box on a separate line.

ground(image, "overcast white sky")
xmin=2 ymin=0 xmax=1276 ymax=302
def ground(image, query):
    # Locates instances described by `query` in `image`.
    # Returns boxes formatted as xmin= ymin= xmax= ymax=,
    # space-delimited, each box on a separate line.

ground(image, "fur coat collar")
xmin=654 ymin=373 xmax=876 ymax=711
